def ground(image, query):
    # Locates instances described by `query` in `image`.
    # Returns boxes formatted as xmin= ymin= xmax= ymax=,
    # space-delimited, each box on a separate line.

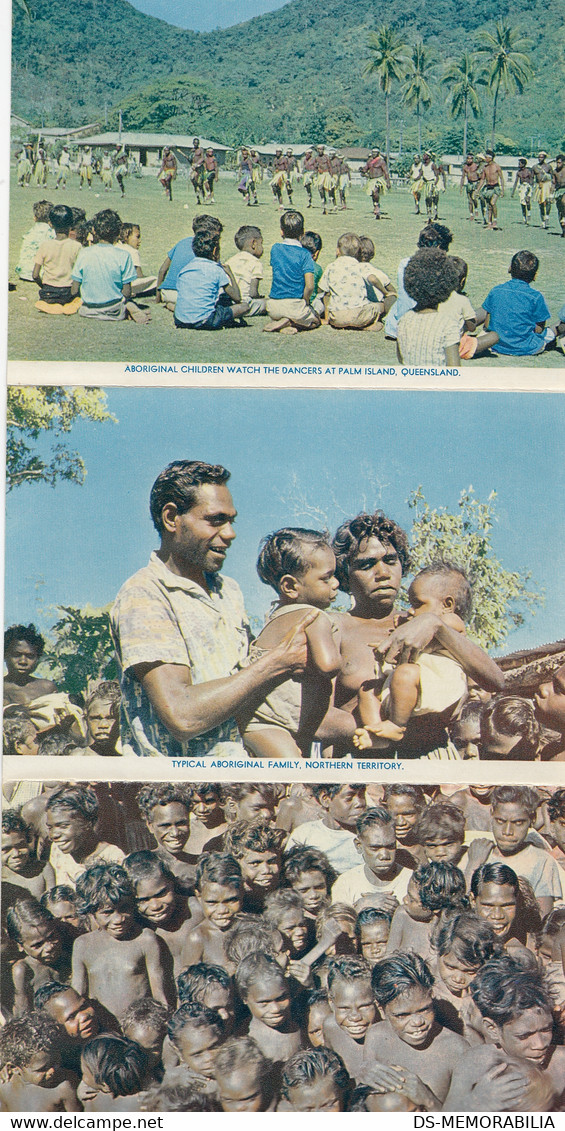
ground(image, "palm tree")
xmin=364 ymin=25 xmax=408 ymax=163
xmin=442 ymin=53 xmax=483 ymax=156
xmin=477 ymin=21 xmax=533 ymax=150
xmin=400 ymin=42 xmax=434 ymax=154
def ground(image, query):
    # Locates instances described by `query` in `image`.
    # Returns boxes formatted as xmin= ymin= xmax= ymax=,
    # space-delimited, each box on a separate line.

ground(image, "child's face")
xmin=86 ymin=699 xmax=119 ymax=746
xmin=437 ymin=948 xmax=478 ymax=996
xmin=49 ymin=900 xmax=82 ymax=930
xmin=49 ymin=988 xmax=98 ymax=1041
xmin=385 ymin=986 xmax=436 ymax=1047
xmin=191 ymin=790 xmax=222 ymax=827
xmin=329 ymin=976 xmax=377 ymax=1041
xmin=219 ymin=1064 xmax=265 ymax=1111
xmin=324 ymin=786 xmax=366 ymax=830
xmin=403 ymin=876 xmax=432 ymax=922
xmin=423 ymin=834 xmax=463 ymax=865
xmin=250 ymin=237 xmax=264 ymax=259
xmin=20 ymin=920 xmax=62 ymax=965
xmin=94 ymin=899 xmax=136 ymax=939
xmin=292 ymin=546 xmax=339 ymax=610
xmin=21 ymin=1051 xmax=58 ymax=1087
xmin=127 ymin=228 xmax=141 ymax=249
xmin=360 ymin=919 xmax=389 ymax=962
xmin=1 ymin=830 xmax=32 ymax=871
xmin=124 ymin=1022 xmax=163 ymax=1069
xmin=239 ymin=849 xmax=280 ymax=896
xmin=201 ymin=983 xmax=235 ymax=1032
xmin=135 ymin=873 xmax=176 ymax=926
xmin=386 ymin=794 xmax=421 ymax=841
xmin=5 ymin=640 xmax=39 ymax=680
xmin=497 ymin=1007 xmax=553 ymax=1066
xmin=550 ymin=815 xmax=565 ymax=853
xmin=234 ymin=792 xmax=274 ymax=824
xmin=276 ymin=907 xmax=309 ymax=956
xmin=46 ymin=808 xmax=92 ymax=855
xmin=536 ymin=665 xmax=565 ymax=731
xmin=356 ymin=823 xmax=396 ymax=880
xmin=291 ymin=869 xmax=328 ymax=915
xmin=473 ymin=881 xmax=517 ymax=941
xmin=245 ymin=973 xmax=291 ymax=1028
xmin=286 ymin=1076 xmax=343 ymax=1112
xmin=199 ymin=881 xmax=241 ymax=930
xmin=408 ymin=575 xmax=450 ymax=618
xmin=491 ymin=803 xmax=530 ymax=854
xmin=147 ymin=802 xmax=190 ymax=856
xmin=176 ymin=1024 xmax=222 ymax=1077
xmin=307 ymin=999 xmax=331 ymax=1047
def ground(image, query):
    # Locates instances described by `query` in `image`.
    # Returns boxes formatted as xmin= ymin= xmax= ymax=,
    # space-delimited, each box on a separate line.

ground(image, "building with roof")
xmin=75 ymin=131 xmax=232 ymax=170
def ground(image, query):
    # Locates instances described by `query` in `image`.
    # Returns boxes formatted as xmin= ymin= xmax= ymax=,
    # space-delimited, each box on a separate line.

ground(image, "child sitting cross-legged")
xmin=264 ymin=209 xmax=321 ymax=333
xmin=174 ymin=228 xmax=249 ymax=330
xmin=317 ymin=232 xmax=387 ymax=330
xmin=477 ymin=250 xmax=556 ymax=357
xmin=225 ymin=225 xmax=266 ymax=316
xmin=71 ymin=208 xmax=150 ymax=323
xmin=33 ymin=204 xmax=82 ymax=314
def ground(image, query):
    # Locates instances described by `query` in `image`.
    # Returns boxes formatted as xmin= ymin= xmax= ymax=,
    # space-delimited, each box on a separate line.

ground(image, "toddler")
xmin=225 ymin=225 xmax=266 ymax=315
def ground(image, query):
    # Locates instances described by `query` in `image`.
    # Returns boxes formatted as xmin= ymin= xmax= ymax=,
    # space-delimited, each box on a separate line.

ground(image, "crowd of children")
xmin=15 ymin=199 xmax=565 ymax=355
xmin=1 ymin=779 xmax=564 ymax=1111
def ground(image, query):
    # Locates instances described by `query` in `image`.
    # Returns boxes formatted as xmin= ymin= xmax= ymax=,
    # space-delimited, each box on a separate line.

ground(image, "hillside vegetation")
xmin=12 ymin=0 xmax=565 ymax=150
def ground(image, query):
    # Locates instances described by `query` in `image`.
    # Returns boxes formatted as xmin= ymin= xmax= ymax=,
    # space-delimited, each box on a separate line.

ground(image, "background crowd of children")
xmin=15 ymin=200 xmax=565 ymax=357
xmin=1 ymin=779 xmax=565 ymax=1111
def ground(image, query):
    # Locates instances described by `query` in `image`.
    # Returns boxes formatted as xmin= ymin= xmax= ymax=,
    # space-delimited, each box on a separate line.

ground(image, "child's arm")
xmin=71 ymin=280 xmax=80 ymax=297
xmin=249 ymin=278 xmax=261 ymax=299
xmin=511 ymin=174 xmax=519 ymax=197
xmin=396 ymin=341 xmax=404 ymax=363
xmin=11 ymin=959 xmax=33 ymax=1015
xmin=122 ymin=282 xmax=132 ymax=299
xmin=305 ymin=615 xmax=341 ymax=676
xmin=32 ymin=261 xmax=42 ymax=284
xmin=180 ymin=925 xmax=204 ymax=967
xmin=440 ymin=612 xmax=466 ymax=633
xmin=156 ymin=256 xmax=171 ymax=301
xmin=303 ymin=271 xmax=315 ymax=304
xmin=221 ymin=264 xmax=242 ymax=303
xmin=386 ymin=907 xmax=405 ymax=952
xmin=71 ymin=937 xmax=89 ymax=998
xmin=143 ymin=931 xmax=172 ymax=1009
xmin=60 ymin=1079 xmax=82 ymax=1112
xmin=444 ymin=342 xmax=461 ymax=366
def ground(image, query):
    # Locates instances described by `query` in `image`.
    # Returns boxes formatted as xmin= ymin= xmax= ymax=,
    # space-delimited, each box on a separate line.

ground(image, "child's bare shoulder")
xmin=435 ymin=1025 xmax=470 ymax=1056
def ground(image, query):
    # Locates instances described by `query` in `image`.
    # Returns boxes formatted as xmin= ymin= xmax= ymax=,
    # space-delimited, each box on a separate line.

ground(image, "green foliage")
xmin=43 ymin=605 xmax=118 ymax=698
xmin=6 ymin=387 xmax=116 ymax=491
xmin=441 ymin=53 xmax=484 ymax=154
xmin=364 ymin=25 xmax=408 ymax=158
xmin=399 ymin=42 xmax=435 ymax=153
xmin=477 ymin=21 xmax=534 ymax=149
xmin=406 ymin=486 xmax=543 ymax=651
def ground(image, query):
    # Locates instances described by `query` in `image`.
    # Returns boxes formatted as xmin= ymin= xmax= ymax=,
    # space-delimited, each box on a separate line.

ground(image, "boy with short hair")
xmin=166 ymin=1001 xmax=226 ymax=1081
xmin=225 ymin=225 xmax=266 ymax=316
xmin=477 ymin=251 xmax=555 ymax=356
xmin=45 ymin=784 xmax=124 ymax=888
xmin=285 ymin=784 xmax=367 ymax=874
xmin=280 ymin=1046 xmax=350 ymax=1111
xmin=324 ymin=955 xmax=379 ymax=1077
xmin=331 ymin=806 xmax=412 ymax=908
xmin=2 ymin=810 xmax=55 ymax=899
xmin=213 ymin=1036 xmax=275 ymax=1111
xmin=33 ymin=204 xmax=82 ymax=313
xmin=174 ymin=229 xmax=249 ymax=329
xmin=235 ymin=952 xmax=303 ymax=1065
xmin=415 ymin=801 xmax=467 ymax=869
xmin=265 ymin=209 xmax=320 ymax=333
xmin=355 ymin=907 xmax=390 ymax=962
xmin=221 ymin=783 xmax=276 ymax=826
xmin=136 ymin=783 xmax=195 ymax=889
xmin=7 ymin=898 xmax=71 ymax=1014
xmin=124 ymin=850 xmax=198 ymax=977
xmin=223 ymin=820 xmax=284 ymax=913
xmin=71 ymin=209 xmax=150 ymax=323
xmin=317 ymin=232 xmax=385 ymax=330
xmin=156 ymin=214 xmax=222 ymax=309
xmin=181 ymin=853 xmax=243 ymax=968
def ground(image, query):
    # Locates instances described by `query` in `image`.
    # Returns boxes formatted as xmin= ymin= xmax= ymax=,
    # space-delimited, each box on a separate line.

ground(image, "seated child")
xmin=184 ymin=783 xmax=227 ymax=861
xmin=181 ymin=853 xmax=243 ymax=969
xmin=124 ymin=850 xmax=197 ymax=977
xmin=286 ymin=784 xmax=367 ymax=875
xmin=221 ymin=783 xmax=277 ymax=826
xmin=444 ymin=957 xmax=565 ymax=1110
xmin=470 ymin=861 xmax=538 ymax=963
xmin=355 ymin=907 xmax=390 ymax=962
xmin=279 ymin=1046 xmax=350 ymax=1112
xmin=136 ymin=783 xmax=195 ymax=889
xmin=4 ymin=623 xmax=57 ymax=707
xmin=477 ymin=250 xmax=556 ymax=356
xmin=166 ymin=1001 xmax=226 ymax=1081
xmin=356 ymin=234 xmax=397 ymax=311
xmin=71 ymin=208 xmax=150 ymax=323
xmin=324 ymin=955 xmax=379 ymax=1077
xmin=414 ymin=801 xmax=467 ymax=868
xmin=2 ymin=809 xmax=55 ymax=899
xmin=223 ymin=820 xmax=284 ymax=913
xmin=301 ymin=231 xmax=324 ymax=315
xmin=72 ymin=863 xmax=170 ymax=1022
xmin=225 ymin=225 xmax=266 ymax=316
xmin=45 ymin=784 xmax=125 ymax=888
xmin=121 ymin=997 xmax=169 ymax=1078
xmin=282 ymin=845 xmax=335 ymax=919
xmin=387 ymin=861 xmax=468 ymax=958
xmin=467 ymin=785 xmax=563 ymax=916
xmin=431 ymin=910 xmax=500 ymax=1039
xmin=235 ymin=952 xmax=303 ymax=1065
xmin=78 ymin=1033 xmax=148 ymax=1109
xmin=317 ymin=232 xmax=386 ymax=330
xmin=117 ymin=222 xmax=157 ymax=297
xmin=306 ymin=989 xmax=332 ymax=1047
xmin=479 ymin=696 xmax=541 ymax=760
xmin=354 ymin=562 xmax=477 ymax=751
xmin=7 ymin=897 xmax=71 ymax=1014
xmin=0 ymin=1010 xmax=80 ymax=1111
xmin=239 ymin=528 xmax=340 ymax=759
xmin=156 ymin=214 xmax=222 ymax=309
xmin=174 ymin=228 xmax=249 ymax=329
xmin=362 ymin=952 xmax=470 ymax=1108
xmin=438 ymin=255 xmax=498 ymax=358
xmin=396 ymin=248 xmax=462 ymax=364
xmin=265 ymin=209 xmax=321 ymax=333
xmin=213 ymin=1036 xmax=275 ymax=1111
xmin=384 ymin=221 xmax=453 ymax=339
xmin=331 ymin=806 xmax=412 ymax=909
xmin=15 ymin=200 xmax=55 ymax=282
xmin=32 ymin=204 xmax=82 ymax=313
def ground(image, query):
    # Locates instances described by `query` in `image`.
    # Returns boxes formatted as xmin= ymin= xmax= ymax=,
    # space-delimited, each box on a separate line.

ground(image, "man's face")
xmin=329 ymin=977 xmax=377 ymax=1041
xmin=535 ymin=664 xmax=565 ymax=731
xmin=49 ymin=988 xmax=98 ymax=1041
xmin=497 ymin=1007 xmax=553 ymax=1066
xmin=324 ymin=786 xmax=366 ymax=829
xmin=491 ymin=802 xmax=530 ymax=853
xmin=219 ymin=1065 xmax=265 ymax=1112
xmin=385 ymin=986 xmax=436 ymax=1047
xmin=356 ymin=822 xmax=396 ymax=879
xmin=165 ymin=484 xmax=237 ymax=578
xmin=147 ymin=802 xmax=190 ymax=856
xmin=348 ymin=537 xmax=402 ymax=613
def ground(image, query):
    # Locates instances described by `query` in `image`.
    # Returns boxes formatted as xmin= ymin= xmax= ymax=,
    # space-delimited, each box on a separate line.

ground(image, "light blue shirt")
xmin=175 ymin=257 xmax=230 ymax=324
xmin=72 ymin=243 xmax=136 ymax=305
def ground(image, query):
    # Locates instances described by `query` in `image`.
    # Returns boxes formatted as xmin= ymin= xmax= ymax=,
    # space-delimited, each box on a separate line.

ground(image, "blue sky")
xmin=5 ymin=388 xmax=564 ymax=657
xmin=128 ymin=0 xmax=289 ymax=32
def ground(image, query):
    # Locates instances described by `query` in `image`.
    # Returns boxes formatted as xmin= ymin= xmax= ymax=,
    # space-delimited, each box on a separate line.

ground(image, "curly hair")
xmin=470 ymin=956 xmax=551 ymax=1025
xmin=167 ymin=1001 xmax=225 ymax=1046
xmin=547 ymin=788 xmax=565 ymax=822
xmin=136 ymin=783 xmax=192 ymax=822
xmin=123 ymin=850 xmax=176 ymax=893
xmin=433 ymin=910 xmax=500 ymax=966
xmin=91 ymin=209 xmax=123 ymax=244
xmin=0 ymin=1011 xmax=62 ymax=1070
xmin=263 ymin=889 xmax=305 ymax=930
xmin=282 ymin=845 xmax=336 ymax=891
xmin=490 ymin=784 xmax=539 ymax=818
xmin=6 ymin=897 xmax=59 ymax=946
xmin=332 ymin=512 xmax=410 ymax=593
xmin=224 ymin=914 xmax=284 ymax=967
xmin=177 ymin=962 xmax=232 ymax=1005
xmin=4 ymin=623 xmax=45 ymax=656
xmin=45 ymin=785 xmax=99 ymax=824
xmin=414 ymin=801 xmax=466 ymax=846
xmin=75 ymin=863 xmax=135 ymax=916
xmin=413 ymin=861 xmax=468 ymax=913
xmin=195 ymin=852 xmax=242 ymax=892
xmin=81 ymin=1034 xmax=147 ymax=1097
xmin=481 ymin=704 xmax=541 ymax=761
xmin=2 ymin=809 xmax=31 ymax=839
xmin=281 ymin=1046 xmax=349 ymax=1100
xmin=256 ymin=527 xmax=332 ymax=593
xmin=149 ymin=460 xmax=230 ymax=536
xmin=403 ymin=248 xmax=460 ymax=310
xmin=223 ymin=820 xmax=285 ymax=860
xmin=417 ymin=222 xmax=453 ymax=251
xmin=120 ymin=997 xmax=169 ymax=1036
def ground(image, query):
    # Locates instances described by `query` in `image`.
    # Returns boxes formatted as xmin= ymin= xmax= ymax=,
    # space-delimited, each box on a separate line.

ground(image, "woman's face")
xmin=347 ymin=536 xmax=402 ymax=614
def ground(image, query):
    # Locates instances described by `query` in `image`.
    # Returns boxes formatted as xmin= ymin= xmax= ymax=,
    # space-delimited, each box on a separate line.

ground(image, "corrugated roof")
xmin=76 ymin=131 xmax=231 ymax=150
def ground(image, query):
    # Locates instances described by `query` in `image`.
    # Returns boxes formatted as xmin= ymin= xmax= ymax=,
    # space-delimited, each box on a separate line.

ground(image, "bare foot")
xmin=126 ymin=303 xmax=151 ymax=324
xmin=263 ymin=318 xmax=290 ymax=332
xmin=280 ymin=325 xmax=299 ymax=334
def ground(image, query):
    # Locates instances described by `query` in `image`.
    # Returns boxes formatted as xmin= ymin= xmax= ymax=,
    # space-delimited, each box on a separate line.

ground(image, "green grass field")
xmin=8 ymin=169 xmax=565 ymax=367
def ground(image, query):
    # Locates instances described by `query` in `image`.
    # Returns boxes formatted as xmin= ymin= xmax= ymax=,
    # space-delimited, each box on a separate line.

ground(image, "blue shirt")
xmin=175 ymin=257 xmax=230 ymax=324
xmin=483 ymin=278 xmax=551 ymax=356
xmin=269 ymin=241 xmax=315 ymax=300
xmin=71 ymin=243 xmax=136 ymax=305
xmin=162 ymin=236 xmax=195 ymax=291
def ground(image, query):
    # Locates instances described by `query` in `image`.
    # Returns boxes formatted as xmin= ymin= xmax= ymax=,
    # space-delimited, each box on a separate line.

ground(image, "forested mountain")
xmin=12 ymin=0 xmax=565 ymax=150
